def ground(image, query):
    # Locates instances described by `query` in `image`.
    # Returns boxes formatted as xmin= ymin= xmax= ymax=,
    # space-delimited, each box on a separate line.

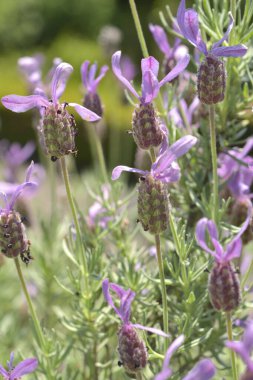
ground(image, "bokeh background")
xmin=0 ymin=0 xmax=180 ymax=171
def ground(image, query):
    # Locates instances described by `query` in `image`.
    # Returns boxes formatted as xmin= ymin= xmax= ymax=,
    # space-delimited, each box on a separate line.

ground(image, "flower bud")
xmin=118 ymin=324 xmax=148 ymax=375
xmin=208 ymin=262 xmax=241 ymax=311
xmin=38 ymin=103 xmax=76 ymax=161
xmin=0 ymin=210 xmax=31 ymax=262
xmin=132 ymin=103 xmax=163 ymax=150
xmin=83 ymin=93 xmax=103 ymax=117
xmin=137 ymin=174 xmax=169 ymax=234
xmin=197 ymin=54 xmax=226 ymax=104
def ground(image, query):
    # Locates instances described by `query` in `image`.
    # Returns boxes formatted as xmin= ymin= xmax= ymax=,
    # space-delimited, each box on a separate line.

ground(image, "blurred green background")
xmin=0 ymin=0 xmax=179 ymax=171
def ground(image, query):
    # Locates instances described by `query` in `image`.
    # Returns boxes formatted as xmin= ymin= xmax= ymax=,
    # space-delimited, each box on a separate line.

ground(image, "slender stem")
xmin=226 ymin=312 xmax=238 ymax=380
xmin=136 ymin=373 xmax=143 ymax=380
xmin=129 ymin=0 xmax=149 ymax=58
xmin=60 ymin=156 xmax=90 ymax=294
xmin=209 ymin=104 xmax=219 ymax=223
xmin=14 ymin=258 xmax=54 ymax=380
xmin=155 ymin=234 xmax=169 ymax=351
xmin=88 ymin=124 xmax=109 ymax=184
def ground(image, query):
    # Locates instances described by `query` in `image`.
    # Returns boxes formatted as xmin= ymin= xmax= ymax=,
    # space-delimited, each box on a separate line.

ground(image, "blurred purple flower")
xmin=112 ymin=50 xmax=190 ymax=105
xmin=168 ymin=97 xmax=200 ymax=130
xmin=86 ymin=184 xmax=113 ymax=230
xmin=149 ymin=24 xmax=188 ymax=65
xmin=81 ymin=61 xmax=108 ymax=95
xmin=18 ymin=54 xmax=44 ymax=91
xmin=112 ymin=135 xmax=197 ymax=183
xmin=155 ymin=334 xmax=216 ymax=380
xmin=0 ymin=162 xmax=37 ymax=212
xmin=196 ymin=202 xmax=252 ymax=264
xmin=0 ymin=140 xmax=35 ymax=183
xmin=226 ymin=319 xmax=253 ymax=375
xmin=120 ymin=55 xmax=136 ymax=82
xmin=2 ymin=62 xmax=100 ymax=122
xmin=0 ymin=352 xmax=38 ymax=379
xmin=177 ymin=0 xmax=247 ymax=58
xmin=102 ymin=278 xmax=169 ymax=337
xmin=218 ymin=138 xmax=253 ymax=199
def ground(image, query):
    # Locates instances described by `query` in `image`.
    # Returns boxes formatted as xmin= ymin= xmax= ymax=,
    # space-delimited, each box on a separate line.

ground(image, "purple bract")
xmin=81 ymin=61 xmax=108 ymax=95
xmin=0 ymin=352 xmax=38 ymax=379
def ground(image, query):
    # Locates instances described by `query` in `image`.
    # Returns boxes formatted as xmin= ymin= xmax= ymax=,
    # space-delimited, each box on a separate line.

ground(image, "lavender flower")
xmin=155 ymin=334 xmax=216 ymax=380
xmin=112 ymin=135 xmax=197 ymax=234
xmin=226 ymin=319 xmax=253 ymax=379
xmin=102 ymin=279 xmax=168 ymax=375
xmin=18 ymin=54 xmax=44 ymax=91
xmin=112 ymin=50 xmax=190 ymax=149
xmin=86 ymin=184 xmax=113 ymax=230
xmin=218 ymin=138 xmax=253 ymax=199
xmin=177 ymin=0 xmax=247 ymax=104
xmin=2 ymin=62 xmax=100 ymax=161
xmin=149 ymin=24 xmax=188 ymax=76
xmin=0 ymin=352 xmax=38 ymax=379
xmin=168 ymin=97 xmax=200 ymax=130
xmin=0 ymin=162 xmax=37 ymax=263
xmin=0 ymin=140 xmax=35 ymax=183
xmin=196 ymin=203 xmax=252 ymax=311
xmin=81 ymin=60 xmax=108 ymax=117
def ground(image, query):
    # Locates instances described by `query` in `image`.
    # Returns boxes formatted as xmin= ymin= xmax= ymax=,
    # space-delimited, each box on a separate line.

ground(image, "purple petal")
xmin=211 ymin=44 xmax=248 ymax=57
xmin=152 ymin=135 xmax=197 ymax=175
xmin=141 ymin=70 xmax=159 ymax=104
xmin=119 ymin=289 xmax=136 ymax=324
xmin=111 ymin=165 xmax=147 ymax=180
xmin=102 ymin=279 xmax=123 ymax=321
xmin=10 ymin=358 xmax=38 ymax=378
xmin=132 ymin=323 xmax=170 ymax=338
xmin=239 ymin=137 xmax=253 ymax=158
xmin=8 ymin=181 xmax=37 ymax=211
xmin=163 ymin=335 xmax=185 ymax=369
xmin=111 ymin=51 xmax=139 ymax=99
xmin=159 ymin=124 xmax=169 ymax=156
xmin=1 ymin=94 xmax=49 ymax=112
xmin=51 ymin=62 xmax=73 ymax=104
xmin=68 ymin=103 xmax=101 ymax=122
xmin=153 ymin=161 xmax=181 ymax=183
xmin=195 ymin=218 xmax=220 ymax=259
xmin=149 ymin=24 xmax=171 ymax=57
xmin=212 ymin=13 xmax=234 ymax=49
xmin=141 ymin=56 xmax=159 ymax=78
xmin=242 ymin=320 xmax=253 ymax=352
xmin=154 ymin=368 xmax=173 ymax=380
xmin=6 ymin=141 xmax=35 ymax=166
xmin=182 ymin=359 xmax=216 ymax=380
xmin=159 ymin=55 xmax=190 ymax=87
xmin=226 ymin=341 xmax=253 ymax=371
xmin=91 ymin=65 xmax=109 ymax=93
xmin=0 ymin=365 xmax=8 ymax=377
xmin=25 ymin=161 xmax=34 ymax=182
xmin=224 ymin=238 xmax=242 ymax=262
xmin=81 ymin=60 xmax=90 ymax=89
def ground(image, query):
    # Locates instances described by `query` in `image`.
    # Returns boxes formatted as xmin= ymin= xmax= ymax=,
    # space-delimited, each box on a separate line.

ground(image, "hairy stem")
xmin=60 ymin=156 xmax=90 ymax=295
xmin=155 ymin=234 xmax=169 ymax=351
xmin=226 ymin=312 xmax=238 ymax=380
xmin=209 ymin=104 xmax=219 ymax=223
xmin=14 ymin=257 xmax=54 ymax=379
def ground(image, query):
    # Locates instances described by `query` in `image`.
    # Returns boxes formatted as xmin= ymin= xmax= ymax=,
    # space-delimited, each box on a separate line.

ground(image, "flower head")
xmin=0 ymin=352 xmax=38 ymax=379
xmin=155 ymin=334 xmax=216 ymax=380
xmin=112 ymin=135 xmax=197 ymax=183
xmin=112 ymin=50 xmax=190 ymax=105
xmin=226 ymin=319 xmax=253 ymax=374
xmin=2 ymin=62 xmax=100 ymax=122
xmin=195 ymin=202 xmax=252 ymax=264
xmin=177 ymin=0 xmax=247 ymax=58
xmin=218 ymin=138 xmax=253 ymax=199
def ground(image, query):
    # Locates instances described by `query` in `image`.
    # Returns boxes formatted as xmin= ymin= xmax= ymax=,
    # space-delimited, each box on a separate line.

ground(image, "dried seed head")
xmin=240 ymin=370 xmax=253 ymax=380
xmin=208 ymin=261 xmax=241 ymax=312
xmin=132 ymin=103 xmax=163 ymax=150
xmin=0 ymin=210 xmax=30 ymax=259
xmin=118 ymin=324 xmax=148 ymax=375
xmin=230 ymin=198 xmax=253 ymax=244
xmin=197 ymin=54 xmax=226 ymax=104
xmin=38 ymin=103 xmax=76 ymax=160
xmin=137 ymin=174 xmax=169 ymax=234
xmin=83 ymin=93 xmax=103 ymax=118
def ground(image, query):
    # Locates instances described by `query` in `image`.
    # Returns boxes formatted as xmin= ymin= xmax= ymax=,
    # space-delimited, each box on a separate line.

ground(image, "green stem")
xmin=136 ymin=373 xmax=143 ymax=380
xmin=129 ymin=0 xmax=149 ymax=58
xmin=88 ymin=124 xmax=109 ymax=184
xmin=14 ymin=258 xmax=54 ymax=380
xmin=60 ymin=156 xmax=90 ymax=295
xmin=209 ymin=104 xmax=219 ymax=223
xmin=155 ymin=234 xmax=169 ymax=351
xmin=226 ymin=312 xmax=238 ymax=380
